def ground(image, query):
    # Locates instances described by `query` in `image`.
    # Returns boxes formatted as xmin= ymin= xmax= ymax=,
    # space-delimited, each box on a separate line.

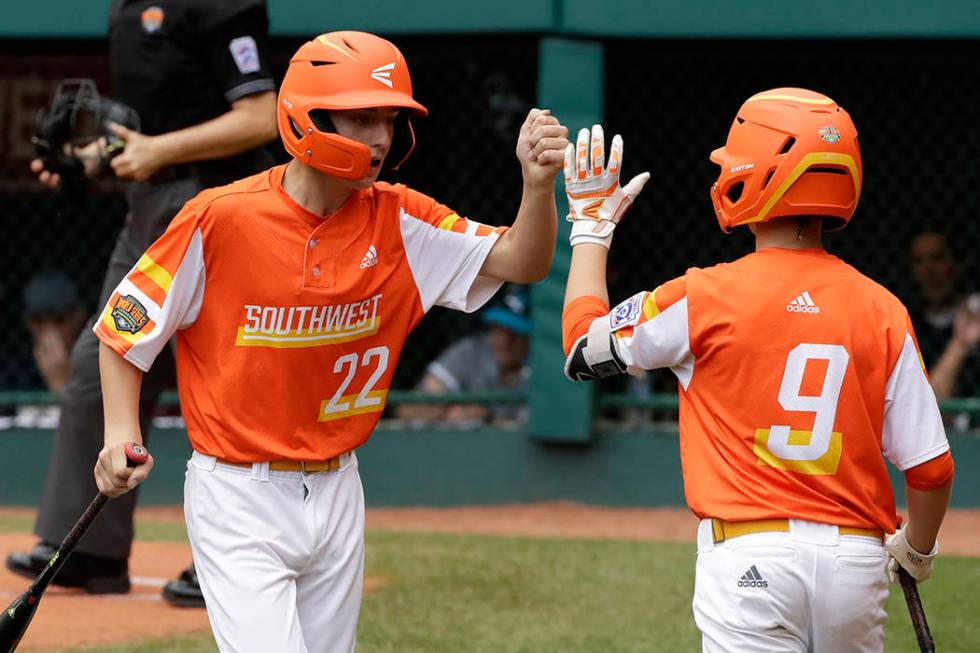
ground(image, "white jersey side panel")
xmin=882 ymin=333 xmax=950 ymax=470
xmin=610 ymin=296 xmax=695 ymax=389
xmin=399 ymin=208 xmax=503 ymax=313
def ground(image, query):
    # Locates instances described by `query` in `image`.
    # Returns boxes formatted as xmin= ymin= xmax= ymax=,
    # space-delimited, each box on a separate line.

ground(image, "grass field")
xmin=2 ymin=516 xmax=975 ymax=652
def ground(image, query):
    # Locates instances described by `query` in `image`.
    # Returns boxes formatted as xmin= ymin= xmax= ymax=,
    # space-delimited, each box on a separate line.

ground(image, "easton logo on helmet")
xmin=371 ymin=63 xmax=396 ymax=88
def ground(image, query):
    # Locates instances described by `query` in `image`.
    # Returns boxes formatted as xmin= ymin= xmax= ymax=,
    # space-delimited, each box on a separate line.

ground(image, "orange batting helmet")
xmin=709 ymin=88 xmax=862 ymax=233
xmin=277 ymin=31 xmax=428 ymax=180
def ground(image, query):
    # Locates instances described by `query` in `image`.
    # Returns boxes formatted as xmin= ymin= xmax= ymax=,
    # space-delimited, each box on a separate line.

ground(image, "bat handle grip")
xmin=124 ymin=442 xmax=148 ymax=467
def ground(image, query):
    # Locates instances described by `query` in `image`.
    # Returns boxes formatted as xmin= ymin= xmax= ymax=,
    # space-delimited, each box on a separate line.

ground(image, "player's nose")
xmin=367 ymin=120 xmax=395 ymax=149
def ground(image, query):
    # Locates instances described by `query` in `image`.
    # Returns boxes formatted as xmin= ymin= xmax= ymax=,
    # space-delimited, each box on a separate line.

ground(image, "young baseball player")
xmin=561 ymin=89 xmax=954 ymax=652
xmin=91 ymin=31 xmax=567 ymax=652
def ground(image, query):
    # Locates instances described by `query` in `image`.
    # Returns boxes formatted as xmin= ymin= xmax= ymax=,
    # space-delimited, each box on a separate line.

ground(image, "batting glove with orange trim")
xmin=564 ymin=124 xmax=650 ymax=248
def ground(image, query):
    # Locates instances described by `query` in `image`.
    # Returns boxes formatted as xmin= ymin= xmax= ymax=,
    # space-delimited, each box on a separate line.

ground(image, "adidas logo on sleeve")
xmin=737 ymin=565 xmax=768 ymax=588
xmin=786 ymin=290 xmax=820 ymax=313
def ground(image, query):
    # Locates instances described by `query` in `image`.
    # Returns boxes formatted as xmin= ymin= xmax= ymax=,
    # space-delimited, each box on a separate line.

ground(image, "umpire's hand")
xmin=108 ymin=122 xmax=167 ymax=182
xmin=30 ymin=139 xmax=105 ymax=189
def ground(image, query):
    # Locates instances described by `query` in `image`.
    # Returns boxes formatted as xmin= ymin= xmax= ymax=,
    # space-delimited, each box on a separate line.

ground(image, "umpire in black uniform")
xmin=6 ymin=0 xmax=278 ymax=607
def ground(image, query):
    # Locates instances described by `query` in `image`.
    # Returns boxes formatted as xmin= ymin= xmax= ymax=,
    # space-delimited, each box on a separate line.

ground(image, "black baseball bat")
xmin=898 ymin=565 xmax=935 ymax=653
xmin=0 ymin=442 xmax=148 ymax=653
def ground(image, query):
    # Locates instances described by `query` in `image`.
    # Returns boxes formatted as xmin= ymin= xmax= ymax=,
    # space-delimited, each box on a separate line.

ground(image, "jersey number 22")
xmin=319 ymin=346 xmax=390 ymax=422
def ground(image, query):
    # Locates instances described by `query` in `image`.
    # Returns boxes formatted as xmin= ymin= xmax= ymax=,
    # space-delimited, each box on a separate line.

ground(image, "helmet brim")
xmin=298 ymin=90 xmax=428 ymax=116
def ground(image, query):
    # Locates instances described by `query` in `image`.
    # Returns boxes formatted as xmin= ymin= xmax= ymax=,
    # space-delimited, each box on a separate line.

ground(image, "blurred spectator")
xmin=23 ymin=271 xmax=87 ymax=394
xmin=401 ymin=285 xmax=531 ymax=426
xmin=0 ymin=272 xmax=89 ymax=429
xmin=907 ymin=230 xmax=980 ymax=402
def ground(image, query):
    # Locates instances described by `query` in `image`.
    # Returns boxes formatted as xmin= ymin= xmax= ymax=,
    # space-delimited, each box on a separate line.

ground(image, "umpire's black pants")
xmin=34 ymin=177 xmax=201 ymax=559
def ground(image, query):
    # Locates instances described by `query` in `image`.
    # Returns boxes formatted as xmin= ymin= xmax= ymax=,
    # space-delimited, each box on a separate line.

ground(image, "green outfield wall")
xmin=2 ymin=427 xmax=979 ymax=508
xmin=5 ymin=1 xmax=980 ymax=37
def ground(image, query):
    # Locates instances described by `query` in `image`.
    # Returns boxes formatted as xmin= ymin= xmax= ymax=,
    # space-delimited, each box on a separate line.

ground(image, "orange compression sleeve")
xmin=562 ymin=295 xmax=610 ymax=355
xmin=905 ymin=451 xmax=955 ymax=491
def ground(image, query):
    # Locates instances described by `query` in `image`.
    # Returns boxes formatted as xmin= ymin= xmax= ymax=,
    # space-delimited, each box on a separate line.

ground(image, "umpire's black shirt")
xmin=108 ymin=0 xmax=277 ymax=187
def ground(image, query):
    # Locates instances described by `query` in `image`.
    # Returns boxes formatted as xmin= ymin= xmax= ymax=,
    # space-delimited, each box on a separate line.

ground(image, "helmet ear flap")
xmin=277 ymin=101 xmax=372 ymax=179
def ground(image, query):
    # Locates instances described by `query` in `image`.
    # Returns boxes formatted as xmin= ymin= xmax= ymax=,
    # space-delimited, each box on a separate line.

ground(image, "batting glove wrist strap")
xmin=564 ymin=124 xmax=650 ymax=249
xmin=885 ymin=523 xmax=939 ymax=583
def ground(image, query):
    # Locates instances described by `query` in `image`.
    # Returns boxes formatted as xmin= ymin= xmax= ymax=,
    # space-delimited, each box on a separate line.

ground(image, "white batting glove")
xmin=564 ymin=124 xmax=650 ymax=248
xmin=885 ymin=523 xmax=939 ymax=583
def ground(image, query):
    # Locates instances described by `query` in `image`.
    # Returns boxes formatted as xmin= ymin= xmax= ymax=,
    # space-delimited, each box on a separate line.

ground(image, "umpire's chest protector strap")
xmin=564 ymin=316 xmax=628 ymax=381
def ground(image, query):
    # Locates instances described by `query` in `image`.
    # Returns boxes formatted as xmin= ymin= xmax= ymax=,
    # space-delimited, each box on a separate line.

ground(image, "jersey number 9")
xmin=754 ymin=343 xmax=850 ymax=475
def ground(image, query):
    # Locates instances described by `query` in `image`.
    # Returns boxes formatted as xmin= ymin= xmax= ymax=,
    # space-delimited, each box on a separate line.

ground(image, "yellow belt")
xmin=711 ymin=518 xmax=883 ymax=544
xmin=218 ymin=454 xmax=347 ymax=473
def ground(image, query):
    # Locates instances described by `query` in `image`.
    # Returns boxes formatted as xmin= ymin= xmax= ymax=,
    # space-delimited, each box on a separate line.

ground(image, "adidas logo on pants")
xmin=737 ymin=565 xmax=768 ymax=588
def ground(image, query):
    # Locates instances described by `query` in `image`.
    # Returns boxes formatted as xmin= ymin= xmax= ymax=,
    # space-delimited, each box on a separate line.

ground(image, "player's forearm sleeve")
xmin=905 ymin=451 xmax=955 ymax=491
xmin=562 ymin=295 xmax=610 ymax=355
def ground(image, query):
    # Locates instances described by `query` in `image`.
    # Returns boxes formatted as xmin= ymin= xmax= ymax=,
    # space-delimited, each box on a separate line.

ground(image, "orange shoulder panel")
xmin=402 ymin=186 xmax=456 ymax=227
xmin=637 ymin=277 xmax=687 ymax=326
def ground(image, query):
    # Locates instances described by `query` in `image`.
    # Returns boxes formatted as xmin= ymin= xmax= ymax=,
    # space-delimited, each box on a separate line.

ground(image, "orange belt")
xmin=217 ymin=454 xmax=347 ymax=473
xmin=711 ymin=518 xmax=883 ymax=544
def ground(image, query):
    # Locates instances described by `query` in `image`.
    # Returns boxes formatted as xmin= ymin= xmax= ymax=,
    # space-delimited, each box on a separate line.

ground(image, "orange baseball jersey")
xmin=600 ymin=247 xmax=948 ymax=532
xmin=95 ymin=164 xmax=505 ymax=461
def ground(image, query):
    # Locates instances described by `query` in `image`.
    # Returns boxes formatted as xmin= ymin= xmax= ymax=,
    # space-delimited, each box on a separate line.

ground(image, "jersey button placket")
xmin=303 ymin=233 xmax=332 ymax=289
xmin=309 ymin=238 xmax=320 ymax=279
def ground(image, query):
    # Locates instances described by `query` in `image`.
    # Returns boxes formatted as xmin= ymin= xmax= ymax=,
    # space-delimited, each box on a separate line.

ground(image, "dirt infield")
xmin=0 ymin=532 xmax=210 ymax=651
xmin=2 ymin=504 xmax=978 ymax=651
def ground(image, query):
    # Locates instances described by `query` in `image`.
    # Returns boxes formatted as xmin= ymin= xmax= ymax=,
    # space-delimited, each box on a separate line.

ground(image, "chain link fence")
xmin=1 ymin=37 xmax=977 ymax=427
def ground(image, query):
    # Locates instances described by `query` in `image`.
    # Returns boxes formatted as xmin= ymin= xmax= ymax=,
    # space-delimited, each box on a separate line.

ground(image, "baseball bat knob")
xmin=124 ymin=442 xmax=148 ymax=467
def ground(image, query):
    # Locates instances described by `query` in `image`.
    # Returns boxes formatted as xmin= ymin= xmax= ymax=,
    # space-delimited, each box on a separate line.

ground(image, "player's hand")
xmin=108 ymin=122 xmax=167 ymax=182
xmin=516 ymin=108 xmax=569 ymax=187
xmin=885 ymin=523 xmax=938 ymax=583
xmin=952 ymin=294 xmax=980 ymax=350
xmin=94 ymin=440 xmax=154 ymax=498
xmin=564 ymin=125 xmax=650 ymax=248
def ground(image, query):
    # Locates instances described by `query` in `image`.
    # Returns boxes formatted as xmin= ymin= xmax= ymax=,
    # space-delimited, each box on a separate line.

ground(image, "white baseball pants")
xmin=693 ymin=518 xmax=888 ymax=653
xmin=184 ymin=450 xmax=365 ymax=653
